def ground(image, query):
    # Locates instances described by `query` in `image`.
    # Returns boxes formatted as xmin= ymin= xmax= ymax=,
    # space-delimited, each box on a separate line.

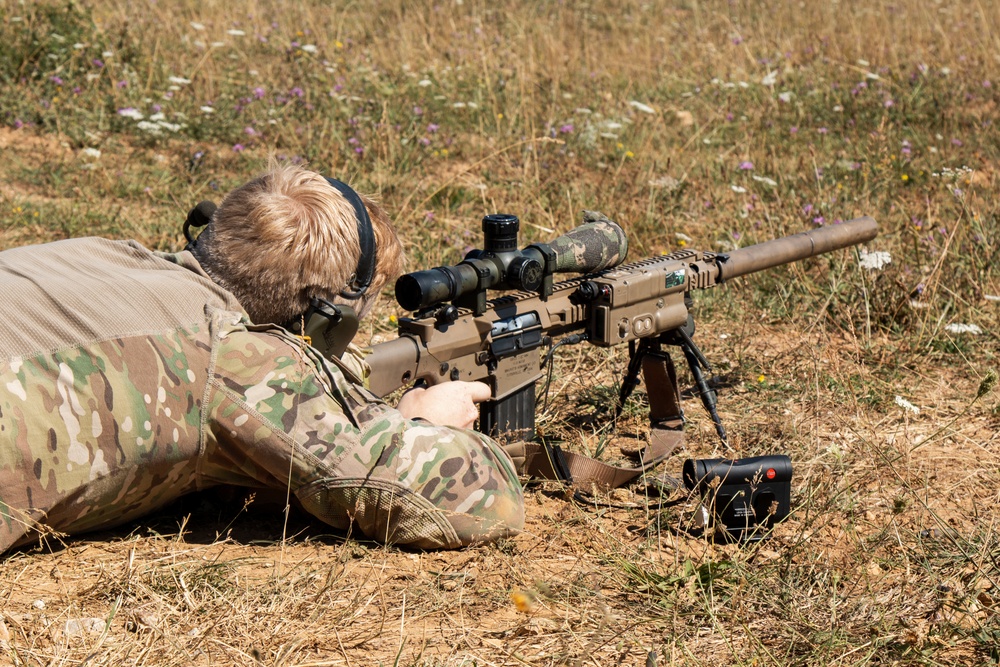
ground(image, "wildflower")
xmin=200 ymin=106 xmax=215 ymax=114
xmin=790 ymin=126 xmax=798 ymax=135
xmin=901 ymin=174 xmax=909 ymax=182
xmin=761 ymin=70 xmax=777 ymax=86
xmin=117 ymin=80 xmax=128 ymax=88
xmin=559 ymin=124 xmax=573 ymax=133
xmin=117 ymin=107 xmax=144 ymax=120
xmin=168 ymin=76 xmax=192 ymax=85
xmin=418 ymin=79 xmax=432 ymax=87
xmin=813 ymin=216 xmax=825 ymax=225
xmin=884 ymin=99 xmax=894 ymax=108
xmin=738 ymin=160 xmax=754 ymax=170
xmin=290 ymin=87 xmax=304 ymax=98
xmin=244 ymin=126 xmax=257 ymax=136
xmin=984 ymin=80 xmax=992 ymax=88
xmin=731 ymin=185 xmax=747 ymax=193
xmin=629 ymin=100 xmax=656 ymax=114
xmin=625 ymin=150 xmax=634 ymax=158
xmin=752 ymin=174 xmax=777 ymax=186
xmin=858 ymin=249 xmax=891 ymax=270
xmin=81 ymin=147 xmax=101 ymax=159
xmin=817 ymin=127 xmax=828 ymax=134
xmin=427 ymin=123 xmax=439 ymax=133
xmin=233 ymin=144 xmax=245 ymax=152
xmin=757 ymin=374 xmax=766 ymax=383
xmin=511 ymin=590 xmax=535 ymax=613
xmin=778 ymin=91 xmax=792 ymax=103
xmin=412 ymin=106 xmax=423 ymax=116
xmin=49 ymin=76 xmax=63 ymax=85
xmin=951 ymin=138 xmax=963 ymax=146
xmin=92 ymin=58 xmax=104 ymax=67
xmin=894 ymin=396 xmax=920 ymax=415
xmin=301 ymin=44 xmax=317 ymax=53
xmin=945 ymin=323 xmax=982 ymax=335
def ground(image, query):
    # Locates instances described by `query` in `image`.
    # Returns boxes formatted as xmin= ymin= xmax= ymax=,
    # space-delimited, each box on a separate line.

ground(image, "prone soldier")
xmin=0 ymin=162 xmax=524 ymax=552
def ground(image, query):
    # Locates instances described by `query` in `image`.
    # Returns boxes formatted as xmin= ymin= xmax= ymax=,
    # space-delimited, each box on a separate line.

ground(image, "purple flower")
xmin=72 ymin=86 xmax=81 ymax=95
xmin=244 ymin=126 xmax=257 ymax=136
xmin=152 ymin=104 xmax=162 ymax=113
xmin=49 ymin=76 xmax=63 ymax=85
xmin=424 ymin=211 xmax=435 ymax=221
xmin=290 ymin=87 xmax=304 ymax=98
xmin=559 ymin=124 xmax=574 ymax=133
xmin=232 ymin=144 xmax=245 ymax=152
xmin=354 ymin=146 xmax=364 ymax=155
xmin=419 ymin=137 xmax=431 ymax=146
xmin=427 ymin=123 xmax=440 ymax=133
xmin=738 ymin=160 xmax=754 ymax=170
xmin=884 ymin=99 xmax=894 ymax=108
xmin=951 ymin=138 xmax=963 ymax=146
xmin=726 ymin=112 xmax=734 ymax=121
xmin=333 ymin=84 xmax=343 ymax=93
xmin=253 ymin=86 xmax=266 ymax=99
xmin=117 ymin=80 xmax=128 ymax=88
xmin=817 ymin=127 xmax=828 ymax=134
xmin=413 ymin=106 xmax=423 ymax=116
xmin=732 ymin=231 xmax=741 ymax=240
xmin=13 ymin=119 xmax=24 ymax=129
xmin=984 ymin=80 xmax=992 ymax=88
xmin=802 ymin=204 xmax=814 ymax=215
xmin=790 ymin=126 xmax=798 ymax=135
xmin=813 ymin=216 xmax=825 ymax=225
xmin=92 ymin=59 xmax=104 ymax=68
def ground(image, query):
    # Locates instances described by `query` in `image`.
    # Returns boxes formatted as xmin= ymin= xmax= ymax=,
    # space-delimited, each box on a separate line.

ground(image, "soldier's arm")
xmin=203 ymin=325 xmax=524 ymax=549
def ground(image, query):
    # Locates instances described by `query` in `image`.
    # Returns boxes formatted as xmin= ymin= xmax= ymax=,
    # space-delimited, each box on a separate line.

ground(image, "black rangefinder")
xmin=682 ymin=455 xmax=792 ymax=541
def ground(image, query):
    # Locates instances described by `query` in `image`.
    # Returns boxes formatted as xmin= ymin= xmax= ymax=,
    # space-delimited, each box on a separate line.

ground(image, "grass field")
xmin=1 ymin=0 xmax=998 ymax=664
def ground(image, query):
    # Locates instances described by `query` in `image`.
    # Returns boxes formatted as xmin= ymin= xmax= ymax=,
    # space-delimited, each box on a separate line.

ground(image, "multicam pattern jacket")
xmin=0 ymin=238 xmax=523 ymax=552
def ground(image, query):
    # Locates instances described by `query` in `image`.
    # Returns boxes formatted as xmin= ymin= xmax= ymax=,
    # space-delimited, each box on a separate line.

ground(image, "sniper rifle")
xmin=362 ymin=212 xmax=878 ymax=490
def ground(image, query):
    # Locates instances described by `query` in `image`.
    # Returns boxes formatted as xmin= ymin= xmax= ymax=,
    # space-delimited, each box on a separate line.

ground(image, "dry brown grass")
xmin=2 ymin=0 xmax=999 ymax=664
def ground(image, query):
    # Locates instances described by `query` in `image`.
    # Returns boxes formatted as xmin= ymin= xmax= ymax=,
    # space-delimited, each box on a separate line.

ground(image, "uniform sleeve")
xmin=202 ymin=322 xmax=523 ymax=549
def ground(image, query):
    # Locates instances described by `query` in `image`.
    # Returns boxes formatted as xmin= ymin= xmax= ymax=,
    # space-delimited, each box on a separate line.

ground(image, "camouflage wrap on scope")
xmin=547 ymin=210 xmax=628 ymax=274
xmin=0 ymin=238 xmax=523 ymax=552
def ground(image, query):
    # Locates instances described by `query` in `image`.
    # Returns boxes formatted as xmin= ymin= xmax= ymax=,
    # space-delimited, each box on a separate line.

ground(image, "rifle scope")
xmin=395 ymin=214 xmax=628 ymax=313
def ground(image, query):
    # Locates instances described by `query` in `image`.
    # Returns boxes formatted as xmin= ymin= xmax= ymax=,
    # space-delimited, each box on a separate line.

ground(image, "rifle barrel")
xmin=720 ymin=216 xmax=877 ymax=281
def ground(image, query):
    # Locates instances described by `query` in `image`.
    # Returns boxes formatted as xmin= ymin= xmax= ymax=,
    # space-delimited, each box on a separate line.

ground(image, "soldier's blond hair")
xmin=193 ymin=163 xmax=404 ymax=324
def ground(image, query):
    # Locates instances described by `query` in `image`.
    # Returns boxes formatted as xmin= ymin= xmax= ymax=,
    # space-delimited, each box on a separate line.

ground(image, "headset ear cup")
xmin=324 ymin=177 xmax=376 ymax=300
xmin=302 ymin=302 xmax=359 ymax=359
xmin=184 ymin=201 xmax=217 ymax=244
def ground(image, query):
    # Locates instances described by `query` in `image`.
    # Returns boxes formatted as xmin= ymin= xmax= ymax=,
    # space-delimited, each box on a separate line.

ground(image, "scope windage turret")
xmin=394 ymin=213 xmax=629 ymax=313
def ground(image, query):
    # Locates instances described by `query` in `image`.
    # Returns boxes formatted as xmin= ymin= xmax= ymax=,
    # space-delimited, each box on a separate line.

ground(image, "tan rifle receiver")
xmin=367 ymin=214 xmax=878 ymax=447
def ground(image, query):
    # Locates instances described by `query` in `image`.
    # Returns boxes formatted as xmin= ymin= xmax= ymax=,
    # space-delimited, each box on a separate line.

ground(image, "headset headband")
xmin=325 ymin=177 xmax=377 ymax=299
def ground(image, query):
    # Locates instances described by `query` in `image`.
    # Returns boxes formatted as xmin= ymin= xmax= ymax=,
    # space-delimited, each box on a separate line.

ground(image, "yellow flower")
xmin=901 ymin=174 xmax=909 ymax=181
xmin=335 ymin=40 xmax=344 ymax=49
xmin=676 ymin=239 xmax=687 ymax=247
xmin=388 ymin=314 xmax=398 ymax=324
xmin=616 ymin=142 xmax=623 ymax=150
xmin=497 ymin=113 xmax=503 ymax=120
xmin=625 ymin=151 xmax=634 ymax=159
xmin=511 ymin=590 xmax=535 ymax=613
xmin=757 ymin=374 xmax=766 ymax=383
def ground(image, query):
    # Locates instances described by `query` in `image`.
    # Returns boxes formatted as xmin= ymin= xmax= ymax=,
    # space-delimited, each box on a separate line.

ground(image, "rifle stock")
xmin=367 ymin=215 xmax=878 ymax=441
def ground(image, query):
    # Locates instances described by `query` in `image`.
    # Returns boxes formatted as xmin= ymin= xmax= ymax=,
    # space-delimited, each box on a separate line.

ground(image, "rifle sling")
xmin=505 ymin=427 xmax=681 ymax=492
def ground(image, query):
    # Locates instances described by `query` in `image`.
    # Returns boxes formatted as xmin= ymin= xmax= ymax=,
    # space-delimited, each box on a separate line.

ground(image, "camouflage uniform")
xmin=0 ymin=238 xmax=523 ymax=552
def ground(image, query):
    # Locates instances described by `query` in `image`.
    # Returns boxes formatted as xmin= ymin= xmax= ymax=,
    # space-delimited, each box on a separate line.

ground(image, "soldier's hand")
xmin=397 ymin=381 xmax=491 ymax=429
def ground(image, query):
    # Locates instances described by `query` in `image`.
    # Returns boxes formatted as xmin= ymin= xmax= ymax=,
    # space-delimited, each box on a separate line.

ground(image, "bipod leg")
xmin=615 ymin=340 xmax=644 ymax=421
xmin=672 ymin=328 xmax=730 ymax=449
